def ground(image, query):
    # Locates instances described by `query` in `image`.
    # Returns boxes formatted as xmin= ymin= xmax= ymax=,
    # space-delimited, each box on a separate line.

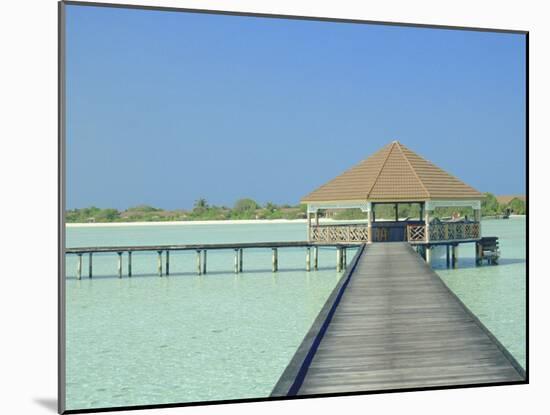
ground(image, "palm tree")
xmin=193 ymin=198 xmax=208 ymax=212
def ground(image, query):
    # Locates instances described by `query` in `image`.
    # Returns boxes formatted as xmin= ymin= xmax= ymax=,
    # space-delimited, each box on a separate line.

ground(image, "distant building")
xmin=496 ymin=195 xmax=526 ymax=205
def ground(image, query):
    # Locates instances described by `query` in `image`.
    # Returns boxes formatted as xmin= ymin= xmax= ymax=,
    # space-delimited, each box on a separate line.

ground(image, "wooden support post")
xmin=157 ymin=251 xmax=163 ymax=276
xmin=234 ymin=249 xmax=239 ymax=273
xmin=367 ymin=209 xmax=373 ymax=243
xmin=77 ymin=254 xmax=82 ymax=280
xmin=202 ymin=250 xmax=207 ymax=274
xmin=425 ymin=246 xmax=432 ymax=265
xmin=452 ymin=245 xmax=458 ymax=268
xmin=475 ymin=242 xmax=481 ymax=266
xmin=117 ymin=252 xmax=122 ymax=278
xmin=474 ymin=208 xmax=481 ymax=238
xmin=313 ymin=246 xmax=318 ymax=270
xmin=343 ymin=248 xmax=347 ymax=269
xmin=446 ymin=245 xmax=450 ymax=268
xmin=272 ymin=248 xmax=278 ymax=272
xmin=306 ymin=247 xmax=311 ymax=271
xmin=165 ymin=250 xmax=170 ymax=276
xmin=196 ymin=250 xmax=202 ymax=275
xmin=424 ymin=206 xmax=431 ymax=243
xmin=307 ymin=210 xmax=312 ymax=241
xmin=336 ymin=247 xmax=342 ymax=272
xmin=239 ymin=248 xmax=243 ymax=272
xmin=88 ymin=252 xmax=93 ymax=278
xmin=128 ymin=251 xmax=132 ymax=277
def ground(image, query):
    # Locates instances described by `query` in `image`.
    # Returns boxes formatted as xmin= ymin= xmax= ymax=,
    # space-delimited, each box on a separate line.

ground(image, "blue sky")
xmin=65 ymin=5 xmax=526 ymax=210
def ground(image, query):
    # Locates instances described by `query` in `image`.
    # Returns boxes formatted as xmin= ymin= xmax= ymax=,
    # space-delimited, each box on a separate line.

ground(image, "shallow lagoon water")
xmin=65 ymin=218 xmax=526 ymax=410
xmin=435 ymin=218 xmax=526 ymax=369
xmin=65 ymin=223 xmax=353 ymax=410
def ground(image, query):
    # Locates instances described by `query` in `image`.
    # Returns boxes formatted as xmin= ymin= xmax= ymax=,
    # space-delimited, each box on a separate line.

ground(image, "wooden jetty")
xmin=271 ymin=242 xmax=524 ymax=397
xmin=66 ymin=241 xmax=356 ymax=279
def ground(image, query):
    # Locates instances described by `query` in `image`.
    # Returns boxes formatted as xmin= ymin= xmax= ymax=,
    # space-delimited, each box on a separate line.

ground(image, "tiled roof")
xmin=301 ymin=141 xmax=483 ymax=203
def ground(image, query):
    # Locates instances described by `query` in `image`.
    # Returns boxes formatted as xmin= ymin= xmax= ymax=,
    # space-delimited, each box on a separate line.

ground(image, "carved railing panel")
xmin=311 ymin=224 xmax=369 ymax=243
xmin=407 ymin=225 xmax=426 ymax=242
xmin=407 ymin=222 xmax=481 ymax=243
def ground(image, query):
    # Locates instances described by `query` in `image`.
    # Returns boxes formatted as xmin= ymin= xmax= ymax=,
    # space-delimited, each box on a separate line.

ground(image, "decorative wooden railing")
xmin=407 ymin=225 xmax=426 ymax=242
xmin=311 ymin=224 xmax=369 ymax=243
xmin=407 ymin=222 xmax=481 ymax=243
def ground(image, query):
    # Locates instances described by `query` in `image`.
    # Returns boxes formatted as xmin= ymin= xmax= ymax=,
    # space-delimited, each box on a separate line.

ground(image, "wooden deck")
xmin=272 ymin=242 xmax=524 ymax=396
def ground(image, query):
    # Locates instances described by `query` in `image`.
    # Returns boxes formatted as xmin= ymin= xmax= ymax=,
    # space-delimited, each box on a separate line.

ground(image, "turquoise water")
xmin=435 ymin=217 xmax=526 ymax=369
xmin=65 ymin=223 xmax=353 ymax=410
xmin=65 ymin=218 xmax=526 ymax=410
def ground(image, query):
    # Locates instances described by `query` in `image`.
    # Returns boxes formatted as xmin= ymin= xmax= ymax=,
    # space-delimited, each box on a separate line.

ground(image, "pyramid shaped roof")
xmin=301 ymin=141 xmax=483 ymax=203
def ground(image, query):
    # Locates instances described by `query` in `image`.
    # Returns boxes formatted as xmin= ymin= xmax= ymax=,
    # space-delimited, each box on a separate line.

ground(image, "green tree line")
xmin=66 ymin=193 xmax=525 ymax=223
xmin=66 ymin=199 xmax=308 ymax=223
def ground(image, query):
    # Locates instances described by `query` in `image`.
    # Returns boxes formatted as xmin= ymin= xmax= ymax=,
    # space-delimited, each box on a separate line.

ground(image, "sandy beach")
xmin=65 ymin=215 xmax=526 ymax=228
xmin=66 ymin=218 xmax=312 ymax=228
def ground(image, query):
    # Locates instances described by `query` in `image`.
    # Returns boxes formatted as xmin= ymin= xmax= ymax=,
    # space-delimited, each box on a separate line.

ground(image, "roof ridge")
xmin=365 ymin=142 xmax=396 ymax=199
xmin=396 ymin=142 xmax=431 ymax=199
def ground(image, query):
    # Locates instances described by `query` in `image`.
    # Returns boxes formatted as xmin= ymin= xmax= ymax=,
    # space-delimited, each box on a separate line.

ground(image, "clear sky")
xmin=65 ymin=4 xmax=526 ymax=210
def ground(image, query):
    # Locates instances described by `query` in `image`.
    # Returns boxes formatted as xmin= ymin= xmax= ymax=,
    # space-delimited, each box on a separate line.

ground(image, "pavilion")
xmin=301 ymin=141 xmax=484 ymax=263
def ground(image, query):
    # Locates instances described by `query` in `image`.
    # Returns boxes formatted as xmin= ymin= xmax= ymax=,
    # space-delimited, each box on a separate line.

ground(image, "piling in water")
xmin=77 ymin=254 xmax=82 ymax=280
xmin=313 ymin=246 xmax=318 ymax=270
xmin=196 ymin=250 xmax=202 ymax=275
xmin=272 ymin=248 xmax=278 ymax=272
xmin=128 ymin=251 xmax=132 ymax=277
xmin=157 ymin=251 xmax=163 ymax=276
xmin=239 ymin=248 xmax=243 ymax=272
xmin=117 ymin=252 xmax=122 ymax=278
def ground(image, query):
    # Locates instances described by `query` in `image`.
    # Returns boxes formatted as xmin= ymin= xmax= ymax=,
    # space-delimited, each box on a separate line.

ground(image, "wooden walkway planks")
xmin=278 ymin=242 xmax=524 ymax=396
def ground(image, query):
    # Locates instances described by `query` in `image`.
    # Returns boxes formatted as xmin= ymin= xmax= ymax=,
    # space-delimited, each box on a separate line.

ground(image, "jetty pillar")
xmin=342 ymin=248 xmax=347 ymax=269
xmin=165 ymin=250 xmax=170 ymax=276
xmin=196 ymin=250 xmax=202 ymax=275
xmin=367 ymin=208 xmax=373 ymax=243
xmin=425 ymin=246 xmax=432 ymax=265
xmin=307 ymin=211 xmax=312 ymax=241
xmin=313 ymin=246 xmax=318 ymax=270
xmin=452 ymin=245 xmax=458 ymax=268
xmin=77 ymin=254 xmax=82 ymax=280
xmin=239 ymin=248 xmax=243 ymax=272
xmin=475 ymin=241 xmax=481 ymax=266
xmin=446 ymin=245 xmax=450 ymax=268
xmin=157 ymin=251 xmax=163 ymax=276
xmin=117 ymin=252 xmax=123 ymax=278
xmin=128 ymin=251 xmax=132 ymax=277
xmin=202 ymin=250 xmax=207 ymax=274
xmin=424 ymin=208 xmax=431 ymax=244
xmin=336 ymin=247 xmax=342 ymax=272
xmin=272 ymin=248 xmax=278 ymax=272
xmin=234 ymin=249 xmax=239 ymax=273
xmin=306 ymin=247 xmax=311 ymax=271
xmin=88 ymin=253 xmax=93 ymax=278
